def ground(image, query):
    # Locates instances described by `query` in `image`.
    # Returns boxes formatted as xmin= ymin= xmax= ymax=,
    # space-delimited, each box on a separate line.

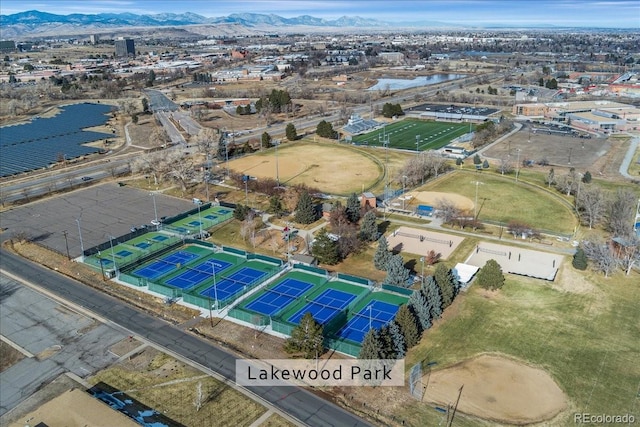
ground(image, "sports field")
xmin=416 ymin=170 xmax=578 ymax=234
xmin=225 ymin=142 xmax=382 ymax=195
xmin=351 ymin=119 xmax=472 ymax=151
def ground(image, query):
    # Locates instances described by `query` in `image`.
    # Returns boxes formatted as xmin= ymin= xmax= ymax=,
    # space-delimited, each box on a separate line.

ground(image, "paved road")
xmin=0 ymin=249 xmax=371 ymax=427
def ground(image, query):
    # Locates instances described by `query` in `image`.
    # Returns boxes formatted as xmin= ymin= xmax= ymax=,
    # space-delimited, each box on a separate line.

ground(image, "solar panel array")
xmin=0 ymin=103 xmax=114 ymax=177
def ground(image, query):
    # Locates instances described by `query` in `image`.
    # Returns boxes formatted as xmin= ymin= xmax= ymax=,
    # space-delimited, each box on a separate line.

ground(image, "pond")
xmin=367 ymin=74 xmax=467 ymax=91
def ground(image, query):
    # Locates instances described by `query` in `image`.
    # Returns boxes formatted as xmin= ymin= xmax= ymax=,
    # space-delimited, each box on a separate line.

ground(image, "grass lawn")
xmin=419 ymin=170 xmax=578 ymax=234
xmin=89 ymin=349 xmax=267 ymax=427
xmin=351 ymin=119 xmax=472 ymax=151
xmin=398 ymin=267 xmax=640 ymax=426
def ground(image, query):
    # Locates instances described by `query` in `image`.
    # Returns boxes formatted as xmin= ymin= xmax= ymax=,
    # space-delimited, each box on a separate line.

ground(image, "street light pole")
xmin=275 ymin=142 xmax=280 ymax=186
xmin=415 ymin=134 xmax=420 ymax=153
xmin=108 ymin=235 xmax=117 ymax=278
xmin=368 ymin=305 xmax=372 ymax=330
xmin=75 ymin=216 xmax=84 ymax=261
xmin=420 ymin=256 xmax=425 ymax=288
xmin=197 ymin=201 xmax=203 ymax=237
xmin=515 ymin=148 xmax=521 ymax=182
xmin=151 ymin=192 xmax=158 ymax=230
xmin=211 ymin=263 xmax=218 ymax=320
xmin=402 ymin=175 xmax=407 ymax=210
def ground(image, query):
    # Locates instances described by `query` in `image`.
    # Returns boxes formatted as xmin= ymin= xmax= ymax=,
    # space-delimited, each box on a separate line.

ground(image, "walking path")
xmin=618 ymin=136 xmax=639 ymax=179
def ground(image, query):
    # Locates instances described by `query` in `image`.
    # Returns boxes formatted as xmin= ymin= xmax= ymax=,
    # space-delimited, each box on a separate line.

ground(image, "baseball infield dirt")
xmin=406 ymin=191 xmax=475 ymax=211
xmin=423 ymin=354 xmax=567 ymax=425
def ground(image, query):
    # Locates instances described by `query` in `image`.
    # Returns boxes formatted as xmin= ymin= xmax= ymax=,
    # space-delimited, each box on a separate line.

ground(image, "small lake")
xmin=367 ymin=74 xmax=467 ymax=91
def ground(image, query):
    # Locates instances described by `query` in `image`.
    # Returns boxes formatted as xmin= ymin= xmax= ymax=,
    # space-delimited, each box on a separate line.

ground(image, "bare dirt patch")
xmin=424 ymin=354 xmax=567 ymax=425
xmin=405 ymin=191 xmax=475 ymax=211
xmin=0 ymin=341 xmax=25 ymax=372
xmin=226 ymin=142 xmax=381 ymax=195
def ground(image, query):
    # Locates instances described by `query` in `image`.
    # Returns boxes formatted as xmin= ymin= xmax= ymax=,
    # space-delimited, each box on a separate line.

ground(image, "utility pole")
xmin=515 ymin=148 xmax=521 ymax=182
xmin=75 ymin=215 xmax=84 ymax=261
xmin=447 ymin=385 xmax=464 ymax=427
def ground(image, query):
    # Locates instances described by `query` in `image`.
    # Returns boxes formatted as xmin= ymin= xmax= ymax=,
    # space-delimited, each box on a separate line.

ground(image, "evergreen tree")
xmin=373 ymin=236 xmax=392 ymax=270
xmin=233 ymin=204 xmax=250 ymax=221
xmin=285 ymin=312 xmax=324 ymax=358
xmin=285 ymin=123 xmax=297 ymax=141
xmin=482 ymin=159 xmax=490 ymax=169
xmin=385 ymin=254 xmax=411 ymax=287
xmin=473 ymin=154 xmax=482 ymax=165
xmin=394 ymin=304 xmax=420 ymax=349
xmin=261 ymin=132 xmax=272 ymax=149
xmin=377 ymin=325 xmax=396 ymax=359
xmin=358 ymin=329 xmax=381 ymax=359
xmin=388 ymin=321 xmax=406 ymax=359
xmin=423 ymin=276 xmax=442 ymax=320
xmin=476 ymin=259 xmax=505 ymax=290
xmin=268 ymin=194 xmax=285 ymax=217
xmin=294 ymin=190 xmax=316 ymax=224
xmin=409 ymin=290 xmax=432 ymax=331
xmin=358 ymin=211 xmax=379 ymax=242
xmin=311 ymin=228 xmax=340 ymax=265
xmin=345 ymin=193 xmax=361 ymax=223
xmin=434 ymin=264 xmax=455 ymax=308
xmin=582 ymin=171 xmax=592 ymax=183
xmin=572 ymin=247 xmax=588 ymax=270
xmin=316 ymin=120 xmax=337 ymax=138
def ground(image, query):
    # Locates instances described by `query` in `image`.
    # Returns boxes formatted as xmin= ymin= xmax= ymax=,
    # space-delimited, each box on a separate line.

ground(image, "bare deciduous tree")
xmin=193 ymin=381 xmax=204 ymax=412
xmin=434 ymin=198 xmax=461 ymax=225
xmin=607 ymin=189 xmax=637 ymax=237
xmin=576 ymin=185 xmax=606 ymax=229
xmin=582 ymin=238 xmax=617 ymax=277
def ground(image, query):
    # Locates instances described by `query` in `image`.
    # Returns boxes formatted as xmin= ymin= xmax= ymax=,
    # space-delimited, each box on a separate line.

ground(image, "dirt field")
xmin=226 ymin=142 xmax=381 ymax=195
xmin=423 ymin=354 xmax=567 ymax=425
xmin=484 ymin=124 xmax=612 ymax=170
xmin=387 ymin=226 xmax=464 ymax=259
xmin=404 ymin=191 xmax=475 ymax=211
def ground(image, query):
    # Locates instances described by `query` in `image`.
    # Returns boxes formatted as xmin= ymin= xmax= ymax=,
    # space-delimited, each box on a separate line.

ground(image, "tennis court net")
xmin=264 ymin=287 xmax=302 ymax=300
xmin=304 ymin=297 xmax=346 ymax=313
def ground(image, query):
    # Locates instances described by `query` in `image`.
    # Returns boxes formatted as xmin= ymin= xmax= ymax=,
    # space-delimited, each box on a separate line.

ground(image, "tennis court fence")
xmin=292 ymin=263 xmax=329 ymax=278
xmin=228 ymin=308 xmax=270 ymax=326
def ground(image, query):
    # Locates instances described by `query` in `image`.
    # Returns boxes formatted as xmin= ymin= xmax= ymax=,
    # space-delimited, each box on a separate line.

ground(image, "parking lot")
xmin=0 ymin=273 xmax=127 ymax=416
xmin=0 ymin=183 xmax=193 ymax=257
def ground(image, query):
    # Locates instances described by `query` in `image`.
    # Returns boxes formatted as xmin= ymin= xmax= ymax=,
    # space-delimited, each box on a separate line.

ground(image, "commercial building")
xmin=115 ymin=38 xmax=135 ymax=58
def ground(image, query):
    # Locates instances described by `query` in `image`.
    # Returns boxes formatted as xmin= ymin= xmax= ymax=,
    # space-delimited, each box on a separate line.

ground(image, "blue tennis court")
xmin=245 ymin=279 xmax=314 ymax=316
xmin=116 ymin=249 xmax=133 ymax=257
xmin=200 ymin=267 xmax=267 ymax=303
xmin=133 ymin=251 xmax=199 ymax=281
xmin=164 ymin=259 xmax=232 ymax=290
xmin=336 ymin=300 xmax=399 ymax=343
xmin=187 ymin=220 xmax=202 ymax=227
xmin=204 ymin=214 xmax=218 ymax=220
xmin=288 ymin=289 xmax=356 ymax=325
xmin=152 ymin=235 xmax=168 ymax=242
xmin=136 ymin=242 xmax=151 ymax=249
xmin=173 ymin=227 xmax=188 ymax=233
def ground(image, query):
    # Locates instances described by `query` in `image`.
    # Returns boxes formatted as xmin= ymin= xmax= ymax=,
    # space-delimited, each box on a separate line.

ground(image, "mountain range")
xmin=0 ymin=10 xmax=459 ymax=38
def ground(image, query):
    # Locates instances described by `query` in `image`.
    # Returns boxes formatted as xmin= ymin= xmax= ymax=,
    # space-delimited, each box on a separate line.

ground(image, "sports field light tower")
xmin=75 ymin=214 xmax=84 ymax=261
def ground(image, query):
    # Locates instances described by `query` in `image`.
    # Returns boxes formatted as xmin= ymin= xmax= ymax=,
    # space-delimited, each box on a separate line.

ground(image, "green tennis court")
xmin=351 ymin=118 xmax=472 ymax=151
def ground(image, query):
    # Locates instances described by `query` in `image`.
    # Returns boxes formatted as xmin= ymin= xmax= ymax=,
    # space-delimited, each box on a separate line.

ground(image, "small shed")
xmin=361 ymin=192 xmax=376 ymax=210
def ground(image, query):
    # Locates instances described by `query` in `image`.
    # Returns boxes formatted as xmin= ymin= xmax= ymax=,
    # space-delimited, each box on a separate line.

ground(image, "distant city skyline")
xmin=1 ymin=0 xmax=639 ymax=28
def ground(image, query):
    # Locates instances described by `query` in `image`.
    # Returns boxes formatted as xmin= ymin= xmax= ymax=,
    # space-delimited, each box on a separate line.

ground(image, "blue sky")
xmin=1 ymin=0 xmax=639 ymax=28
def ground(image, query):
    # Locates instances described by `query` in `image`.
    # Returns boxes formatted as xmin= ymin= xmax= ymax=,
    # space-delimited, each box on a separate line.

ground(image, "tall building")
xmin=114 ymin=38 xmax=135 ymax=58
xmin=90 ymin=34 xmax=99 ymax=45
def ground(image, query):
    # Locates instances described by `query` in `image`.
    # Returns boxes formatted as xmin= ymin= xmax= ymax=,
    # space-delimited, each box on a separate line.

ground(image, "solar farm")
xmin=350 ymin=118 xmax=473 ymax=151
xmin=0 ymin=103 xmax=114 ymax=177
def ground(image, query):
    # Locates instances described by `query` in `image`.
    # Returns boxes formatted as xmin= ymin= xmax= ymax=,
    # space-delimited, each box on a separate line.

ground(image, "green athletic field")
xmin=351 ymin=118 xmax=473 ymax=151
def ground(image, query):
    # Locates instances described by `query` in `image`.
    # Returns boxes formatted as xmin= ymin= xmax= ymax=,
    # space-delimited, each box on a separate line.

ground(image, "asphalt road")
xmin=0 ymin=249 xmax=371 ymax=427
